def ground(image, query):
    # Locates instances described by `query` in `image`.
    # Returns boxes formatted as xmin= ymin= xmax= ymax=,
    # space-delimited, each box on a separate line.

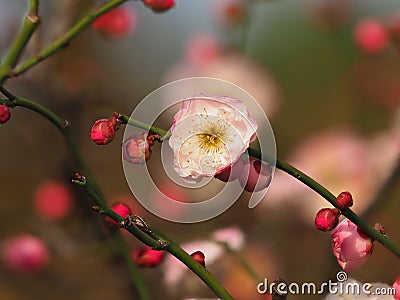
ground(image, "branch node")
xmin=92 ymin=205 xmax=101 ymax=212
xmin=72 ymin=172 xmax=86 ymax=185
xmin=27 ymin=14 xmax=40 ymax=24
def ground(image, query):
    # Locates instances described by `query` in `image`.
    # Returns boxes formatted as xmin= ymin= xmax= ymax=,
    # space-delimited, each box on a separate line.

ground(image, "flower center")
xmin=197 ymin=128 xmax=225 ymax=154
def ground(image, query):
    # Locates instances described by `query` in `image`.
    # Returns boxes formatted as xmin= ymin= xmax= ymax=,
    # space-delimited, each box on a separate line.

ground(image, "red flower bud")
xmin=92 ymin=6 xmax=137 ymax=38
xmin=315 ymin=208 xmax=340 ymax=231
xmin=354 ymin=18 xmax=388 ymax=53
xmin=143 ymin=0 xmax=175 ymax=13
xmin=336 ymin=191 xmax=353 ymax=209
xmin=90 ymin=116 xmax=119 ymax=145
xmin=190 ymin=251 xmax=205 ymax=267
xmin=0 ymin=105 xmax=11 ymax=124
xmin=239 ymin=158 xmax=272 ymax=192
xmin=1 ymin=234 xmax=49 ymax=273
xmin=132 ymin=246 xmax=164 ymax=267
xmin=34 ymin=181 xmax=74 ymax=221
xmin=106 ymin=203 xmax=132 ymax=227
xmin=122 ymin=133 xmax=152 ymax=164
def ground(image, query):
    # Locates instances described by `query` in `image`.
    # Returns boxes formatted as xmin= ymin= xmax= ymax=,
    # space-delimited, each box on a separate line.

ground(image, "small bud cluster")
xmin=313 ymin=191 xmax=384 ymax=272
xmin=315 ymin=191 xmax=354 ymax=232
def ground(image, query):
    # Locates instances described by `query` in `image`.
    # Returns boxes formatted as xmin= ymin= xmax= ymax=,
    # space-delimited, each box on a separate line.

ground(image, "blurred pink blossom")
xmin=211 ymin=226 xmax=245 ymax=251
xmin=353 ymin=18 xmax=389 ymax=53
xmin=185 ymin=34 xmax=221 ymax=68
xmin=1 ymin=234 xmax=49 ymax=273
xmin=164 ymin=39 xmax=280 ymax=117
xmin=34 ymin=180 xmax=74 ymax=221
xmin=264 ymin=127 xmax=400 ymax=220
xmin=163 ymin=226 xmax=245 ymax=290
xmin=92 ymin=6 xmax=137 ymax=38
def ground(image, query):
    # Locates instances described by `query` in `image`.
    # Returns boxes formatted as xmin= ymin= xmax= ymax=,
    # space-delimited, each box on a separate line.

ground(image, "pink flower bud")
xmin=90 ymin=117 xmax=118 ymax=145
xmin=132 ymin=246 xmax=164 ymax=267
xmin=143 ymin=0 xmax=175 ymax=13
xmin=393 ymin=276 xmax=400 ymax=300
xmin=336 ymin=191 xmax=353 ymax=209
xmin=0 ymin=105 xmax=11 ymax=124
xmin=106 ymin=203 xmax=132 ymax=227
xmin=315 ymin=208 xmax=340 ymax=231
xmin=190 ymin=251 xmax=205 ymax=267
xmin=331 ymin=218 xmax=374 ymax=271
xmin=92 ymin=6 xmax=137 ymax=38
xmin=122 ymin=133 xmax=152 ymax=164
xmin=214 ymin=158 xmax=244 ymax=182
xmin=1 ymin=234 xmax=49 ymax=273
xmin=34 ymin=181 xmax=74 ymax=221
xmin=239 ymin=158 xmax=272 ymax=192
xmin=354 ymin=18 xmax=388 ymax=53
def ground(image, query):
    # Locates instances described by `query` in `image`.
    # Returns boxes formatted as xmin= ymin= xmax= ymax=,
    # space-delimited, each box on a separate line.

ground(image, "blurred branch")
xmin=3 ymin=0 xmax=131 ymax=82
xmin=0 ymin=0 xmax=40 ymax=83
xmin=217 ymin=241 xmax=261 ymax=283
xmin=0 ymin=87 xmax=235 ymax=300
xmin=112 ymin=232 xmax=152 ymax=300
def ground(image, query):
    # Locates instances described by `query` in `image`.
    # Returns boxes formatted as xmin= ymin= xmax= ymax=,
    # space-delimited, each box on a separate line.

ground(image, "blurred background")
xmin=0 ymin=0 xmax=399 ymax=299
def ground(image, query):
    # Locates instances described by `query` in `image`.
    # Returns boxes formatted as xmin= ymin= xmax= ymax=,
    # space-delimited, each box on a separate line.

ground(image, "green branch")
xmin=250 ymin=148 xmax=400 ymax=258
xmin=119 ymin=114 xmax=400 ymax=258
xmin=112 ymin=232 xmax=152 ymax=300
xmin=0 ymin=88 xmax=234 ymax=300
xmin=5 ymin=0 xmax=131 ymax=81
xmin=0 ymin=0 xmax=40 ymax=83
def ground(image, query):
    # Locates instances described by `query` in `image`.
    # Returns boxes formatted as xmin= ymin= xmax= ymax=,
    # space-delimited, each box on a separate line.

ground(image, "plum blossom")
xmin=331 ymin=219 xmax=374 ymax=271
xmin=169 ymin=95 xmax=257 ymax=180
